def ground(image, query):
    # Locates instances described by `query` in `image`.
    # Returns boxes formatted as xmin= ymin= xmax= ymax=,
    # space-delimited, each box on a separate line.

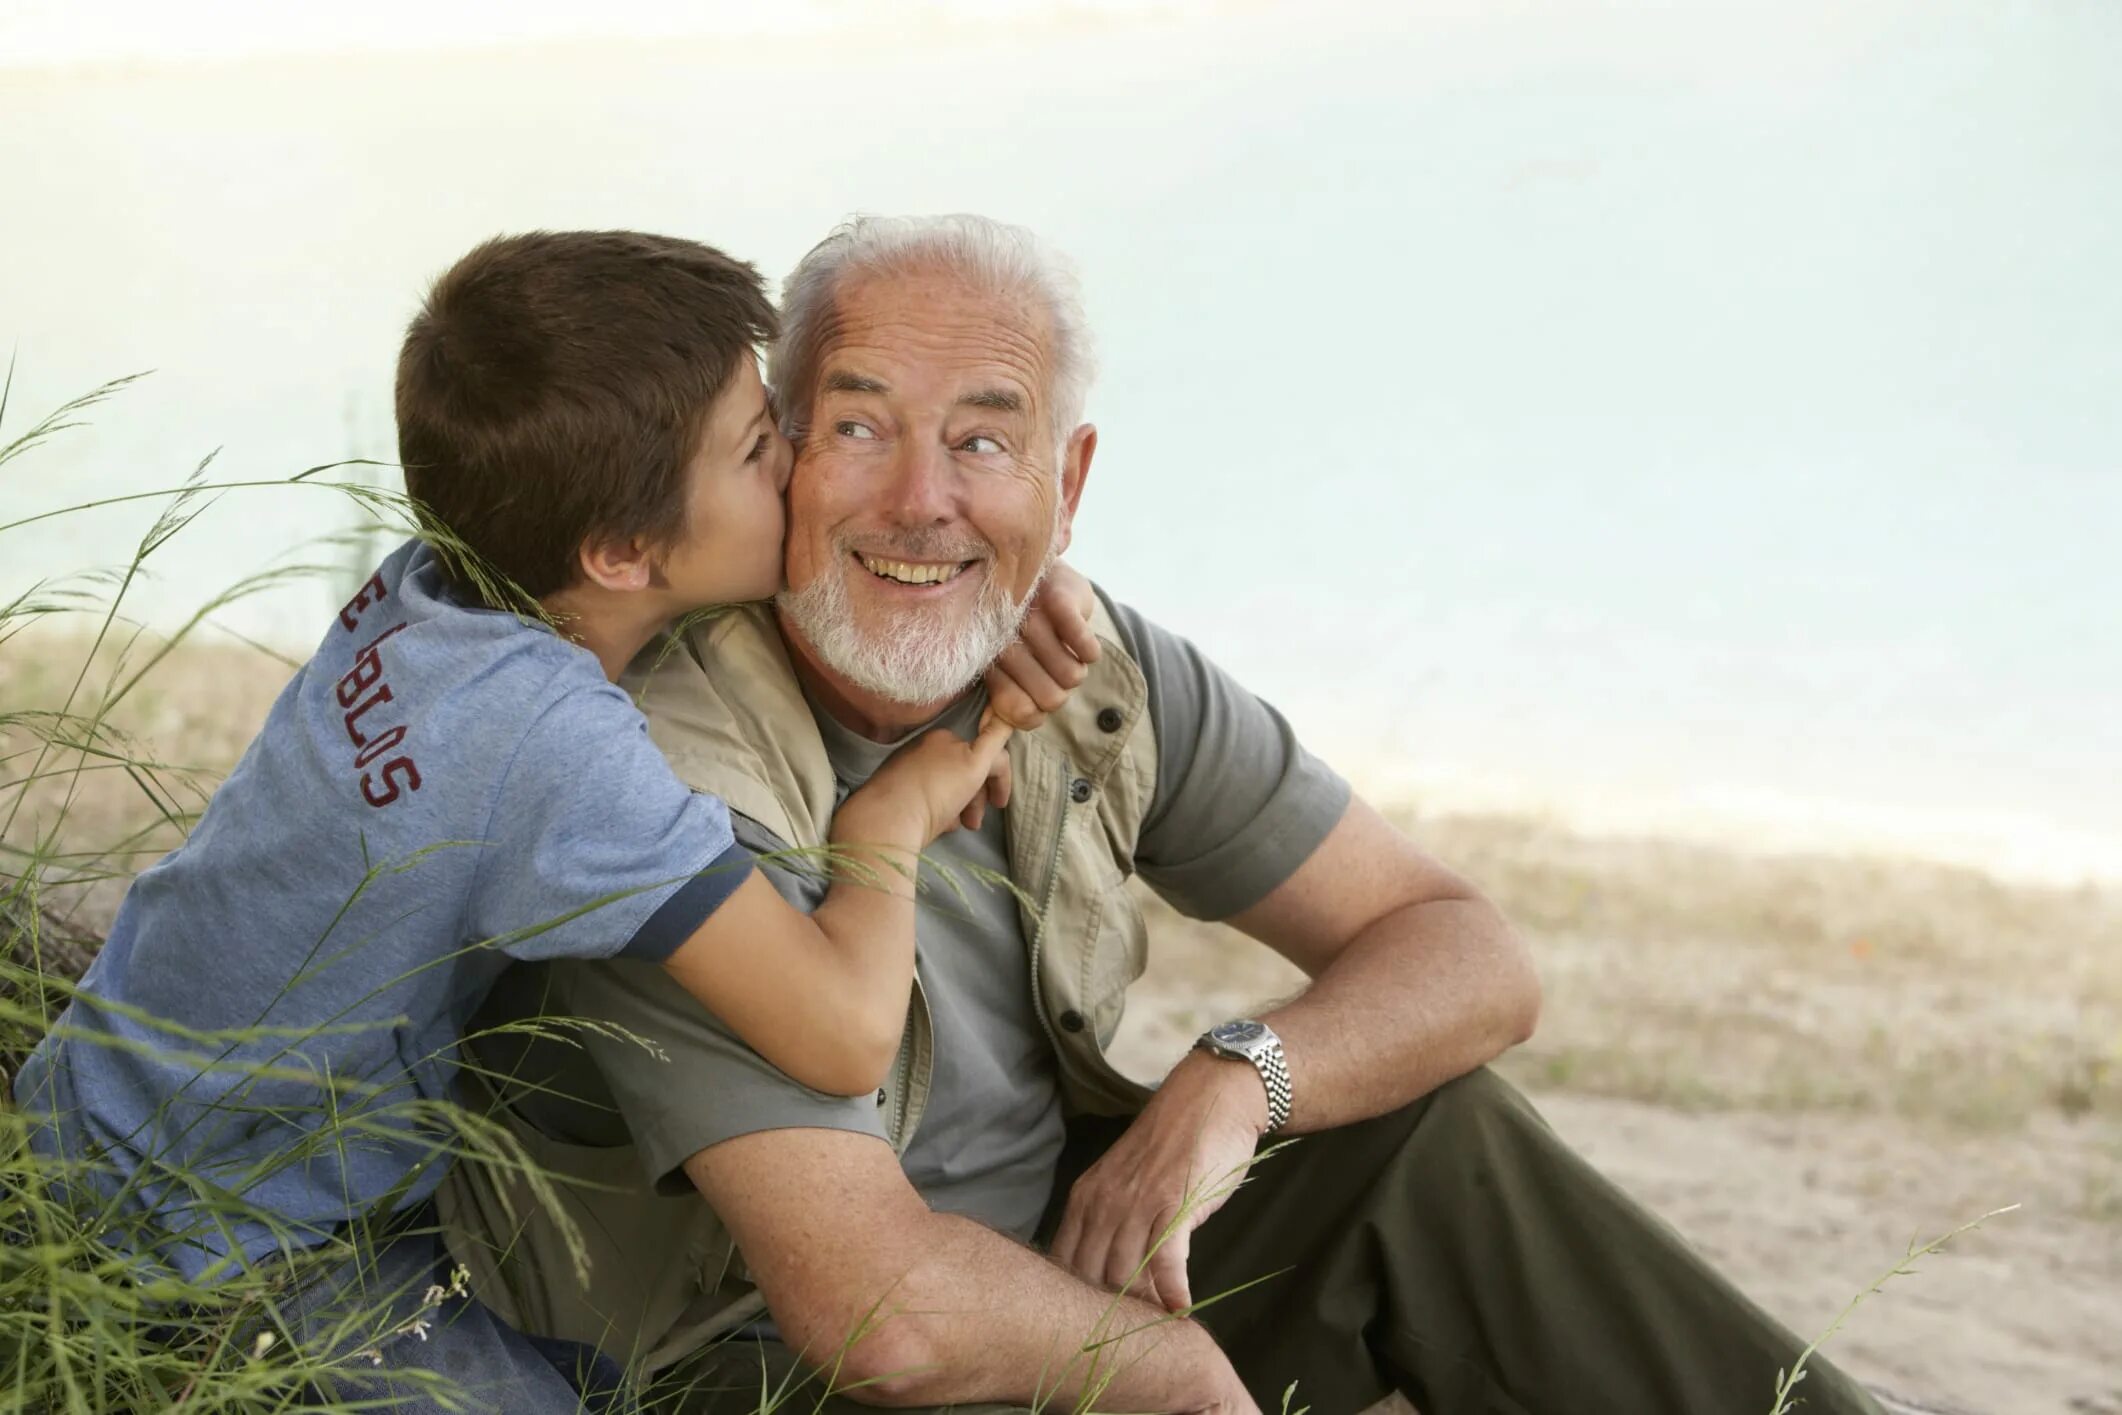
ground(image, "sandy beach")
xmin=5 ymin=635 xmax=2118 ymax=1412
xmin=1114 ymin=834 xmax=2121 ymax=1414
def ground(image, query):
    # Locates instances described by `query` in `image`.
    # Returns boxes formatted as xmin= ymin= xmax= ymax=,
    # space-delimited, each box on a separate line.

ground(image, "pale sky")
xmin=0 ymin=0 xmax=1243 ymax=68
xmin=7 ymin=0 xmax=2115 ymax=878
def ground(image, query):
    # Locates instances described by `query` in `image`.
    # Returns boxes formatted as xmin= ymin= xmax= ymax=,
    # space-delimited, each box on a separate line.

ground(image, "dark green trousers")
xmin=646 ymin=1069 xmax=1883 ymax=1415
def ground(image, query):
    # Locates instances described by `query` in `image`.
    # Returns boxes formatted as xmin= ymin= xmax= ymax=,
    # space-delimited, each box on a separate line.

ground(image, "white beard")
xmin=779 ymin=534 xmax=1051 ymax=706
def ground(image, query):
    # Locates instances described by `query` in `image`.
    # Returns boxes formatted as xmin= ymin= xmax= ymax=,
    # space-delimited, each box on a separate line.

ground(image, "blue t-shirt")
xmin=14 ymin=540 xmax=749 ymax=1279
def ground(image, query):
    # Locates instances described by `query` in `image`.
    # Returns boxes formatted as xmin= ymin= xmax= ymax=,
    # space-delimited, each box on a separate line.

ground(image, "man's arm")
xmin=546 ymin=813 xmax=1257 ymax=1414
xmin=684 ymin=1129 xmax=1258 ymax=1414
xmin=1051 ymin=793 xmax=1538 ymax=1308
xmin=1225 ymin=793 xmax=1541 ymax=1129
xmin=1048 ymin=595 xmax=1540 ymax=1308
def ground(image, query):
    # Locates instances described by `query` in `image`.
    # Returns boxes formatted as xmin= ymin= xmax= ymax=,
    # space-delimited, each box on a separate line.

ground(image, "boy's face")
xmin=657 ymin=356 xmax=792 ymax=606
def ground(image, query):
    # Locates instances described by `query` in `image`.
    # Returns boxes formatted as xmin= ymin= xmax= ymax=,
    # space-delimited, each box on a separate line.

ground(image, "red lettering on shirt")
xmin=333 ymin=614 xmax=419 ymax=806
xmin=338 ymin=571 xmax=389 ymax=632
xmin=342 ymin=684 xmax=395 ymax=748
xmin=336 ymin=650 xmax=383 ymax=707
xmin=361 ymin=757 xmax=423 ymax=807
xmin=352 ymin=723 xmax=409 ymax=770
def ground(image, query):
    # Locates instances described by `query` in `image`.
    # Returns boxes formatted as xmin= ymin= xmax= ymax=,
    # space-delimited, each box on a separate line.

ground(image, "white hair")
xmin=771 ymin=213 xmax=1097 ymax=454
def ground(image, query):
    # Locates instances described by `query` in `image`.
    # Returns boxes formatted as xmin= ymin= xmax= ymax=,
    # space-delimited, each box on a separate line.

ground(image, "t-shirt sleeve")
xmin=1101 ymin=590 xmax=1352 ymax=921
xmin=465 ymin=686 xmax=752 ymax=964
xmin=561 ymin=812 xmax=891 ymax=1192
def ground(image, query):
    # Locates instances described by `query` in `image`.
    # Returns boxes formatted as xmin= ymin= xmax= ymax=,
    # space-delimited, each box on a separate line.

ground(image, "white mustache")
xmin=839 ymin=531 xmax=993 ymax=564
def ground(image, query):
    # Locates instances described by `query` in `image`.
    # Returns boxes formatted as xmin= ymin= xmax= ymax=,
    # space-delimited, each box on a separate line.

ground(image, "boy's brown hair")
xmin=395 ymin=230 xmax=777 ymax=603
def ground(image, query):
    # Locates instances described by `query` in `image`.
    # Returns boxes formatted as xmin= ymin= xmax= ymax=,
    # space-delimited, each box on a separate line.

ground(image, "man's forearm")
xmin=791 ymin=1209 xmax=1246 ymax=1411
xmin=1244 ymin=895 xmax=1538 ymax=1135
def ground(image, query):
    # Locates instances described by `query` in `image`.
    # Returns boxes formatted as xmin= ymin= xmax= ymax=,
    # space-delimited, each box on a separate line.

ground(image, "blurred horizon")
xmin=1 ymin=0 xmax=1257 ymax=69
xmin=4 ymin=0 xmax=2118 ymax=885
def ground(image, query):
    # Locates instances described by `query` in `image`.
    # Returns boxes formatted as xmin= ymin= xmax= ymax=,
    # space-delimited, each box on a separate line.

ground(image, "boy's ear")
xmin=577 ymin=534 xmax=657 ymax=594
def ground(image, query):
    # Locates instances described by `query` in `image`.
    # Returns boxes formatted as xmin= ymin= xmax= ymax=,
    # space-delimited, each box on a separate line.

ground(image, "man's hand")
xmin=985 ymin=561 xmax=1101 ymax=730
xmin=1050 ymin=1052 xmax=1270 ymax=1313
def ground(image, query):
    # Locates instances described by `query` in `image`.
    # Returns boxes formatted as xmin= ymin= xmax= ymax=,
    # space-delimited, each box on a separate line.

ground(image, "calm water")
xmin=4 ymin=0 xmax=2118 ymax=880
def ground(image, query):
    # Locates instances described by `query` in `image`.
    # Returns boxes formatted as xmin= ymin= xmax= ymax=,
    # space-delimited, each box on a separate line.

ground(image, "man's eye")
xmin=837 ymin=420 xmax=878 ymax=440
xmin=959 ymin=435 xmax=1003 ymax=454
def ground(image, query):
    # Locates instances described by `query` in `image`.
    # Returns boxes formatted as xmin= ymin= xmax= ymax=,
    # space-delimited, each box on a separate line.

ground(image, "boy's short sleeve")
xmin=465 ymin=685 xmax=750 ymax=963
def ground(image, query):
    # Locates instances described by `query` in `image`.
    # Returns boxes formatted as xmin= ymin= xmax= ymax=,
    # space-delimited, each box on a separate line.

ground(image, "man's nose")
xmin=883 ymin=437 xmax=956 ymax=525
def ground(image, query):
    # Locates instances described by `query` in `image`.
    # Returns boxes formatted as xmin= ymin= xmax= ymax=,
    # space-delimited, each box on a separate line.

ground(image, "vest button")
xmin=1058 ymin=1009 xmax=1086 ymax=1033
xmin=875 ymin=1089 xmax=888 ymax=1106
xmin=1068 ymin=777 xmax=1093 ymax=804
xmin=1095 ymin=707 xmax=1123 ymax=733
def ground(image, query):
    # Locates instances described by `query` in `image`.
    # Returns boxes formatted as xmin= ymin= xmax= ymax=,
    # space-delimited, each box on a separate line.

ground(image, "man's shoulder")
xmin=1084 ymin=579 xmax=1351 ymax=917
xmin=1088 ymin=585 xmax=1210 ymax=698
xmin=1088 ymin=583 xmax=1151 ymax=658
xmin=627 ymin=607 xmax=841 ymax=849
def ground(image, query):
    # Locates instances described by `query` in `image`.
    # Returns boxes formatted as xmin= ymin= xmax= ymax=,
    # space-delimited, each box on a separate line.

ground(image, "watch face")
xmin=1210 ymin=1020 xmax=1267 ymax=1049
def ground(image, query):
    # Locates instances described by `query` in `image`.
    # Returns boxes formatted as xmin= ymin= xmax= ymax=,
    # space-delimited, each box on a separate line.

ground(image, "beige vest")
xmin=440 ymin=602 xmax=1159 ymax=1369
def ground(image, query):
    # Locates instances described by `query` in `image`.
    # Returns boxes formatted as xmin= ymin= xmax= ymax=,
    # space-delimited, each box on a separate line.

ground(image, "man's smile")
xmin=852 ymin=550 xmax=978 ymax=589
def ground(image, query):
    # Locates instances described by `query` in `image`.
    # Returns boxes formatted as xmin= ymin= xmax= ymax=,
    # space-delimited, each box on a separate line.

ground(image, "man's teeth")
xmin=858 ymin=554 xmax=967 ymax=586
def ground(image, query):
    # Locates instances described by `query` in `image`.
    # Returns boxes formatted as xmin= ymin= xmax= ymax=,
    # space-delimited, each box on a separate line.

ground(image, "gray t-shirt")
xmin=481 ymin=591 xmax=1349 ymax=1241
xmin=749 ymin=689 xmax=1067 ymax=1236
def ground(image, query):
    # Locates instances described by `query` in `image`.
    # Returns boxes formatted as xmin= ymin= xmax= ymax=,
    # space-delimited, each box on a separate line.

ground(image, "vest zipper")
xmin=1025 ymin=754 xmax=1072 ymax=1057
xmin=885 ymin=1006 xmax=915 ymax=1147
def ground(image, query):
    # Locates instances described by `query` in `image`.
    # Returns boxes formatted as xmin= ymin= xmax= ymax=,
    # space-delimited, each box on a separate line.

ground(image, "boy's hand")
xmin=985 ymin=561 xmax=1102 ymax=731
xmin=839 ymin=714 xmax=1014 ymax=848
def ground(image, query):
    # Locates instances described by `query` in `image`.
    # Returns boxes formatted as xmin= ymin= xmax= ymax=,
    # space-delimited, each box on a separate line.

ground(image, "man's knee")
xmin=1423 ymin=1064 xmax=1538 ymax=1124
xmin=1233 ymin=1068 xmax=1539 ymax=1205
xmin=1390 ymin=1065 xmax=1545 ymax=1149
xmin=1332 ymin=1066 xmax=1558 ymax=1199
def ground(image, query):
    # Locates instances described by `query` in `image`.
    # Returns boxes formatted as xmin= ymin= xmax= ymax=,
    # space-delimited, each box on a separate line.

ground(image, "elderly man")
xmin=443 ymin=215 xmax=1884 ymax=1415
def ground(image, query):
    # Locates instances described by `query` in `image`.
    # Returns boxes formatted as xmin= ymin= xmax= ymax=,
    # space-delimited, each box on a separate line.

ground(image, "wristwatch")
xmin=1194 ymin=1019 xmax=1292 ymax=1135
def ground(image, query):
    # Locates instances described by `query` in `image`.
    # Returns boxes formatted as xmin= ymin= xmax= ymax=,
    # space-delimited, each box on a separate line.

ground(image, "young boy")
xmin=14 ymin=230 xmax=1096 ymax=1409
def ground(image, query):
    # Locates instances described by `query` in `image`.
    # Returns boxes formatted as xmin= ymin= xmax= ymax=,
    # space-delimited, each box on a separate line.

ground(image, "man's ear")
xmin=576 ymin=533 xmax=657 ymax=594
xmin=1053 ymin=423 xmax=1096 ymax=556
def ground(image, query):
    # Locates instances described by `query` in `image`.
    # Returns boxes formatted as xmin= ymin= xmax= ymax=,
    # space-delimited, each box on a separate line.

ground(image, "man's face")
xmin=779 ymin=267 xmax=1089 ymax=705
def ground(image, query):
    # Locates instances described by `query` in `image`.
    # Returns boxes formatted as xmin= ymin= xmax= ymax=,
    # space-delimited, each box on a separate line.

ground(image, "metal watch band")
xmin=1199 ymin=1022 xmax=1293 ymax=1135
xmin=1253 ymin=1038 xmax=1293 ymax=1135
